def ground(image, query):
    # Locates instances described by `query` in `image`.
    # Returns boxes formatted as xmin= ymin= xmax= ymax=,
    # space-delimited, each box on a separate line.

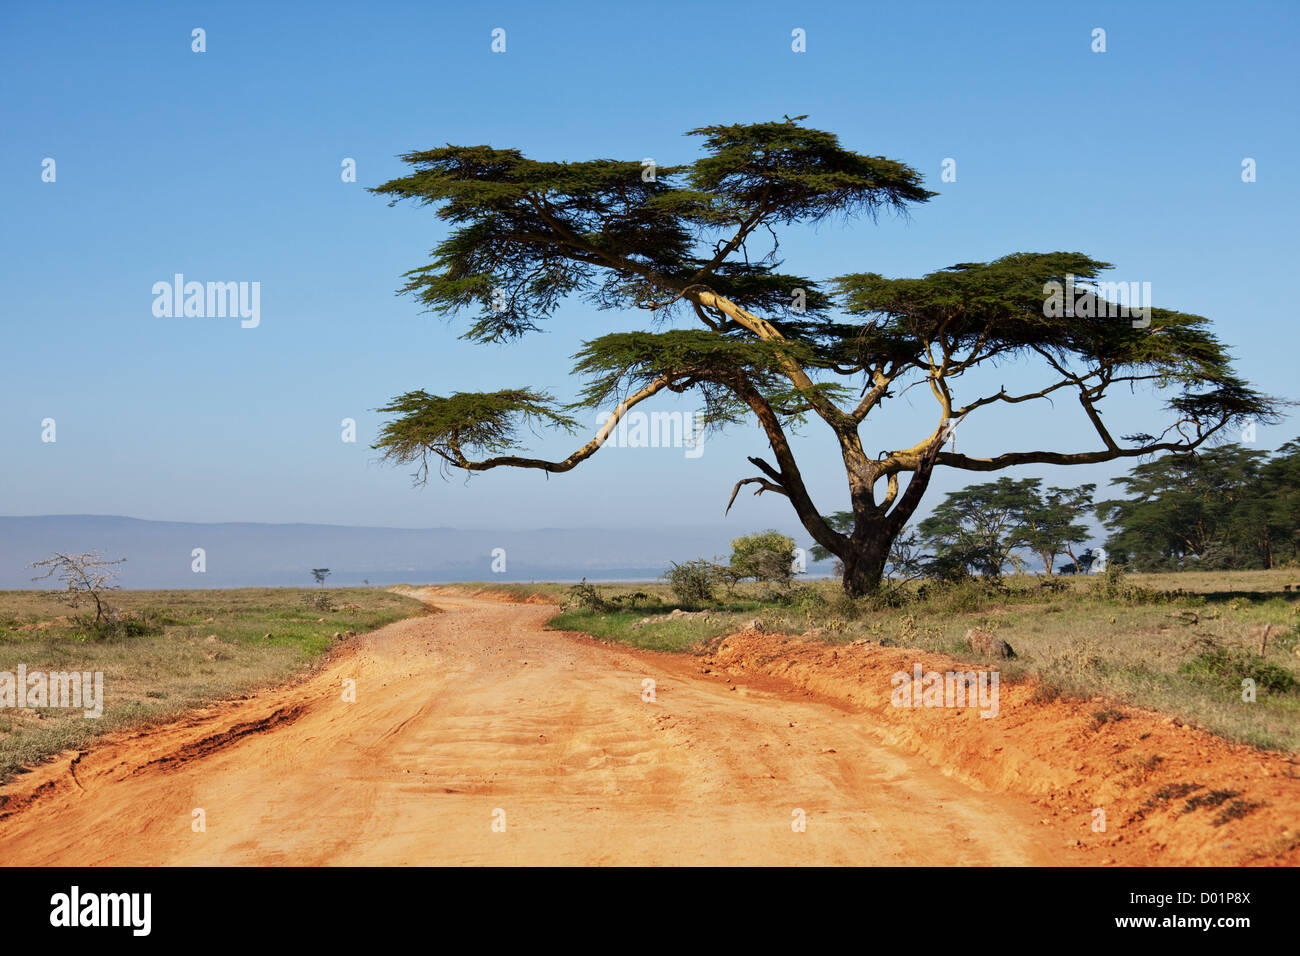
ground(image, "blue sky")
xmin=2 ymin=0 xmax=1296 ymax=547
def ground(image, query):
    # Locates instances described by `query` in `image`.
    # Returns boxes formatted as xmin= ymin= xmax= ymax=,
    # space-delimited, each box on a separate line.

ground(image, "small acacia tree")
xmin=29 ymin=552 xmax=126 ymax=626
xmin=729 ymin=530 xmax=797 ymax=587
xmin=311 ymin=568 xmax=331 ymax=587
xmin=1018 ymin=483 xmax=1094 ymax=576
xmin=918 ymin=478 xmax=1037 ymax=579
xmin=370 ymin=117 xmax=1280 ymax=595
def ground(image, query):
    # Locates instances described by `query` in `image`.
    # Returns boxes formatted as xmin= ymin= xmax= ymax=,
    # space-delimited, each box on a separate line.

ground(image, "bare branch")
xmin=725 ymin=476 xmax=787 ymax=515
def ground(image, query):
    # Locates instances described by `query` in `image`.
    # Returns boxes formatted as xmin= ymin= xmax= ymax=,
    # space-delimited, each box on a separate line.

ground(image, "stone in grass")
xmin=965 ymin=627 xmax=1016 ymax=659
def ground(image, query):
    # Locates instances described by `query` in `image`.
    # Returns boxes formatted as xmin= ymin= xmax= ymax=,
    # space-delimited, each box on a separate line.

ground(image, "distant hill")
xmin=0 ymin=515 xmax=827 ymax=589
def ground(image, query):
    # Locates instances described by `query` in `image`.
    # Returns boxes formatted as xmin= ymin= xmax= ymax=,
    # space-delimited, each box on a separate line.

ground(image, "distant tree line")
xmin=814 ymin=478 xmax=1100 ymax=580
xmin=807 ymin=440 xmax=1299 ymax=579
xmin=1098 ymin=440 xmax=1300 ymax=571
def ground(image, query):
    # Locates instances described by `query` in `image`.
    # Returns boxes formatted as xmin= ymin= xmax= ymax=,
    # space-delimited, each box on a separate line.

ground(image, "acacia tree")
xmin=1258 ymin=440 xmax=1300 ymax=566
xmin=29 ymin=551 xmax=126 ymax=626
xmin=918 ymin=477 xmax=1042 ymax=579
xmin=370 ymin=117 xmax=1279 ymax=595
xmin=1015 ymin=482 xmax=1095 ymax=576
xmin=1097 ymin=444 xmax=1295 ymax=570
xmin=729 ymin=530 xmax=798 ymax=587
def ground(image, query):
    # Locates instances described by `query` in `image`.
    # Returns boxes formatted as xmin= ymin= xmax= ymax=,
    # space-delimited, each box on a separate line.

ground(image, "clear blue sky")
xmin=2 ymin=0 xmax=1296 ymax=541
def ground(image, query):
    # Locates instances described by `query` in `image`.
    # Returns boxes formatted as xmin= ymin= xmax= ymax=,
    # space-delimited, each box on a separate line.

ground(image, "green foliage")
xmin=62 ymin=608 xmax=171 ymax=641
xmin=685 ymin=118 xmax=935 ymax=225
xmin=857 ymin=479 xmax=1099 ymax=580
xmin=918 ymin=478 xmax=1040 ymax=578
xmin=833 ymin=253 xmax=1278 ymax=431
xmin=914 ymin=578 xmax=1009 ymax=614
xmin=1099 ymin=441 xmax=1300 ymax=571
xmin=918 ymin=546 xmax=989 ymax=583
xmin=1089 ymin=564 xmax=1171 ymax=604
xmin=663 ymin=559 xmax=721 ymax=606
xmin=565 ymin=579 xmax=608 ymax=612
xmin=1180 ymin=644 xmax=1298 ymax=694
xmin=368 ymin=118 xmax=932 ymax=342
xmin=571 ymin=330 xmax=849 ymax=426
xmin=605 ymin=590 xmax=661 ymax=611
xmin=373 ymin=388 xmax=578 ymax=479
xmin=729 ymin=530 xmax=798 ymax=586
xmin=835 ymin=252 xmax=1113 ymax=364
xmin=1020 ymin=485 xmax=1095 ymax=574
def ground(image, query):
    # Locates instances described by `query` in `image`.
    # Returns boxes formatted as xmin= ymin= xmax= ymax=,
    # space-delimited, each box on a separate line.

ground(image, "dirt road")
xmin=0 ymin=591 xmax=1076 ymax=865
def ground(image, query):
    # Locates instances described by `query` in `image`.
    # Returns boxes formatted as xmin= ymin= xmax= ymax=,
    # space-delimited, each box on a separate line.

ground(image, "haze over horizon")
xmin=0 ymin=512 xmax=844 ymax=589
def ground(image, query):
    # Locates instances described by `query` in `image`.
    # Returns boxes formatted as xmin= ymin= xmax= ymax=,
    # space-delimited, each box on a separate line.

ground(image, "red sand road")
xmin=1 ymin=591 xmax=1096 ymax=865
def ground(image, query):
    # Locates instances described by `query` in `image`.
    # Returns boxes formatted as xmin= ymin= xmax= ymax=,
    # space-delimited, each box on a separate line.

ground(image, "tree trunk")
xmin=841 ymin=535 xmax=891 ymax=596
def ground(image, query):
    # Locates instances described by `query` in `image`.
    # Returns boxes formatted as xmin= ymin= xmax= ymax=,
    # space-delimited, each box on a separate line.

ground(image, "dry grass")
xmin=0 ymin=587 xmax=428 ymax=782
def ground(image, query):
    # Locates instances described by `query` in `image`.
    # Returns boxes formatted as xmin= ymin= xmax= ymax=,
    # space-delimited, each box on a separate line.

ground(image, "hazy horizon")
xmin=0 ymin=513 xmax=840 ymax=589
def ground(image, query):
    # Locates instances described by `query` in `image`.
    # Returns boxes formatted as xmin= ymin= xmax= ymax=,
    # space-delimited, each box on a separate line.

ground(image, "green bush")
xmin=1181 ymin=643 xmax=1298 ymax=694
xmin=1091 ymin=564 xmax=1173 ymax=605
xmin=606 ymin=590 xmax=661 ymax=611
xmin=729 ymin=530 xmax=798 ymax=587
xmin=914 ymin=578 xmax=1003 ymax=614
xmin=71 ymin=608 xmax=170 ymax=640
xmin=664 ymin=559 xmax=720 ymax=606
xmin=565 ymin=579 xmax=608 ymax=612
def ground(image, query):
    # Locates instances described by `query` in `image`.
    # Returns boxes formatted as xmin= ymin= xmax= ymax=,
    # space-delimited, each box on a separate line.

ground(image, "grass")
xmin=471 ymin=567 xmax=1300 ymax=752
xmin=0 ymin=587 xmax=429 ymax=783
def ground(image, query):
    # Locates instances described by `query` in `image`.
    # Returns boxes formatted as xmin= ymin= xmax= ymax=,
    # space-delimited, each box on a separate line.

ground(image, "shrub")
xmin=1092 ymin=563 xmax=1129 ymax=600
xmin=77 ymin=608 xmax=169 ymax=640
xmin=1091 ymin=563 xmax=1173 ymax=604
xmin=565 ymin=579 xmax=608 ymax=612
xmin=729 ymin=530 xmax=798 ymax=587
xmin=914 ymin=578 xmax=1004 ymax=615
xmin=664 ymin=559 xmax=719 ymax=606
xmin=302 ymin=591 xmax=337 ymax=612
xmin=1181 ymin=643 xmax=1299 ymax=694
xmin=606 ymin=590 xmax=659 ymax=611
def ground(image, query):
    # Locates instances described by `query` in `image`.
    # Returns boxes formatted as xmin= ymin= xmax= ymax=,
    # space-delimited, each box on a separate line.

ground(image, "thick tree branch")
xmin=933 ymin=426 xmax=1227 ymax=472
xmin=725 ymin=476 xmax=787 ymax=515
xmin=449 ymin=377 xmax=673 ymax=473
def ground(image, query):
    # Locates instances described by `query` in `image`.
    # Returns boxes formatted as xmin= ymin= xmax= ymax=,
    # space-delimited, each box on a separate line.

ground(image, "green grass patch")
xmin=548 ymin=609 xmax=742 ymax=652
xmin=0 ymin=587 xmax=428 ymax=783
